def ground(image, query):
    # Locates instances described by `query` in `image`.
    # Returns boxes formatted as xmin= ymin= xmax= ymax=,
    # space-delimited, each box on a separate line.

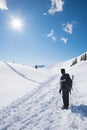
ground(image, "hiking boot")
xmin=61 ymin=106 xmax=65 ymax=109
xmin=61 ymin=106 xmax=69 ymax=110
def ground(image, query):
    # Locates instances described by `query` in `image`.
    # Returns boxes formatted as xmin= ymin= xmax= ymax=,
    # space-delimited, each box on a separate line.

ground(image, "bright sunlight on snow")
xmin=0 ymin=53 xmax=87 ymax=130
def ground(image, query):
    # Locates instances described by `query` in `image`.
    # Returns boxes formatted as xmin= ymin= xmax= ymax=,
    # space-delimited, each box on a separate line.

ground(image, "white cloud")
xmin=61 ymin=37 xmax=68 ymax=44
xmin=47 ymin=29 xmax=56 ymax=41
xmin=63 ymin=23 xmax=73 ymax=34
xmin=0 ymin=0 xmax=8 ymax=10
xmin=48 ymin=0 xmax=64 ymax=15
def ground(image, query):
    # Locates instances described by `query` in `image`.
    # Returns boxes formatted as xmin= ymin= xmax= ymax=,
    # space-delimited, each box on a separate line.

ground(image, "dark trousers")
xmin=62 ymin=89 xmax=69 ymax=108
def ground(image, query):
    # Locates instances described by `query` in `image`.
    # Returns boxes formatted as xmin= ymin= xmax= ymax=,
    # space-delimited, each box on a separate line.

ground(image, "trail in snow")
xmin=0 ymin=73 xmax=87 ymax=130
xmin=1 ymin=59 xmax=87 ymax=130
xmin=0 ymin=61 xmax=50 ymax=108
xmin=4 ymin=62 xmax=41 ymax=84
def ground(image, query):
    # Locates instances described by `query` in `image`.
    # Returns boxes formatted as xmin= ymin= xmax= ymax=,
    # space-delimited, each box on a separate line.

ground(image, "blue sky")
xmin=0 ymin=0 xmax=87 ymax=65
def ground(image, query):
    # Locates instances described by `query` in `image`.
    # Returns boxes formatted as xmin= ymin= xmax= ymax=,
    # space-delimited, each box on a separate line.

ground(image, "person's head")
xmin=61 ymin=68 xmax=65 ymax=74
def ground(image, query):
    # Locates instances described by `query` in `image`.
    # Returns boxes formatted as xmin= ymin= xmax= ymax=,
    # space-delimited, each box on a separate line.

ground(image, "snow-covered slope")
xmin=0 ymin=61 xmax=50 ymax=108
xmin=0 ymin=57 xmax=87 ymax=130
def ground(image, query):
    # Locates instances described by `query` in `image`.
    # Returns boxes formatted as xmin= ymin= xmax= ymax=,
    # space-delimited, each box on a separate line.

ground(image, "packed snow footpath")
xmin=0 ymin=59 xmax=87 ymax=130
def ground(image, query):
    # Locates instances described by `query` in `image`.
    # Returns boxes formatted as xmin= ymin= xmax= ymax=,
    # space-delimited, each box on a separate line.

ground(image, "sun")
xmin=10 ymin=17 xmax=24 ymax=31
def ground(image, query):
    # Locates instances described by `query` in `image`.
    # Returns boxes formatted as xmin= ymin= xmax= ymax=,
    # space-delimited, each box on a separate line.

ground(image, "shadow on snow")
xmin=71 ymin=104 xmax=87 ymax=117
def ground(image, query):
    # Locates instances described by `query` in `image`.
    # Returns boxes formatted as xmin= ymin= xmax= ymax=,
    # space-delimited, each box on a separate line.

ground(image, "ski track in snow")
xmin=0 ymin=75 xmax=87 ymax=129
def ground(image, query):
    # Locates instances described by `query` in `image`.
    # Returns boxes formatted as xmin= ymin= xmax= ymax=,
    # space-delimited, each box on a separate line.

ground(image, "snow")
xmin=0 ymin=57 xmax=87 ymax=130
xmin=0 ymin=61 xmax=50 ymax=108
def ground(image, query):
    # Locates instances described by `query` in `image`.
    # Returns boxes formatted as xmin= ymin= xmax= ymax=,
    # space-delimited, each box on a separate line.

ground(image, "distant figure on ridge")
xmin=59 ymin=69 xmax=73 ymax=110
xmin=35 ymin=65 xmax=38 ymax=69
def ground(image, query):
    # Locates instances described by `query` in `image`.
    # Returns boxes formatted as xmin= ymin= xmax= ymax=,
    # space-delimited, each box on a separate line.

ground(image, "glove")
xmin=59 ymin=89 xmax=61 ymax=94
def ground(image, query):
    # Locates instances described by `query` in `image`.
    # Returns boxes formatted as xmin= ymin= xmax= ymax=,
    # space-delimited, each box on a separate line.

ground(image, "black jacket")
xmin=60 ymin=73 xmax=71 ymax=91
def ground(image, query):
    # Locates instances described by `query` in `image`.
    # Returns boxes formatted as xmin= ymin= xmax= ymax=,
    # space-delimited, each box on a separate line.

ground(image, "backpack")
xmin=66 ymin=76 xmax=72 ymax=89
xmin=61 ymin=74 xmax=72 ymax=90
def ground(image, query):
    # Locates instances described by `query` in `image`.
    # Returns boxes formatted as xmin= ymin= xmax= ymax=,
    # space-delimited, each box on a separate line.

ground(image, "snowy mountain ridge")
xmin=0 ymin=53 xmax=87 ymax=130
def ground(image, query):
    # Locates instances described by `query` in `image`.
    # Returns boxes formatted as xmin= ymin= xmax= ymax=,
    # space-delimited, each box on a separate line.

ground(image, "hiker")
xmin=59 ymin=68 xmax=72 ymax=109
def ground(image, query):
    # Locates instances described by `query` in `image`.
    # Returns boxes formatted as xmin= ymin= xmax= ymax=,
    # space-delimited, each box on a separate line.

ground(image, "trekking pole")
xmin=72 ymin=75 xmax=74 ymax=90
xmin=69 ymin=75 xmax=74 ymax=95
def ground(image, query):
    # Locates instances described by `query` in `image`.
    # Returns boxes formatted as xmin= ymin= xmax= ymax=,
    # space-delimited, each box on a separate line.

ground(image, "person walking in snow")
xmin=59 ymin=68 xmax=72 ymax=110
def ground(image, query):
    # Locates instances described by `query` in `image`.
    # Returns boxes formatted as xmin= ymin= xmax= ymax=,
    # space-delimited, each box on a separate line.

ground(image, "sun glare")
xmin=10 ymin=17 xmax=24 ymax=31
